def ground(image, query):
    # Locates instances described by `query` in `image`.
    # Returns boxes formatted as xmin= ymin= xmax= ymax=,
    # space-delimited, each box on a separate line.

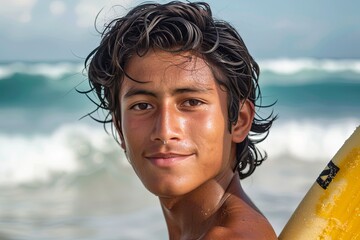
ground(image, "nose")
xmin=150 ymin=103 xmax=183 ymax=144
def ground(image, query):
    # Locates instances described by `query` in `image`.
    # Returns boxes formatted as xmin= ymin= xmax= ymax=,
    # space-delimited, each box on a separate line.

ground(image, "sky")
xmin=0 ymin=0 xmax=359 ymax=61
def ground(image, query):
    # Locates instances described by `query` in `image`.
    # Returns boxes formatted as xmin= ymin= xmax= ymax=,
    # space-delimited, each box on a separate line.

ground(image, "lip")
xmin=145 ymin=152 xmax=193 ymax=167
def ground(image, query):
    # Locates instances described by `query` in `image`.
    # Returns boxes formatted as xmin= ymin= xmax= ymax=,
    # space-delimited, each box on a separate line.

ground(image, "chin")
xmin=144 ymin=179 xmax=194 ymax=198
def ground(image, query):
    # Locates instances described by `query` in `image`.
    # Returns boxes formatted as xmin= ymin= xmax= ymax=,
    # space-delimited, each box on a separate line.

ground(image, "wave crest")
xmin=259 ymin=58 xmax=360 ymax=75
xmin=1 ymin=120 xmax=359 ymax=186
xmin=0 ymin=62 xmax=84 ymax=80
xmin=259 ymin=119 xmax=359 ymax=162
xmin=0 ymin=124 xmax=125 ymax=186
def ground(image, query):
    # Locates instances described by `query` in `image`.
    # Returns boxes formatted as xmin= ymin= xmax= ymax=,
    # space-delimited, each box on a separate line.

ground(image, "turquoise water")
xmin=0 ymin=59 xmax=359 ymax=239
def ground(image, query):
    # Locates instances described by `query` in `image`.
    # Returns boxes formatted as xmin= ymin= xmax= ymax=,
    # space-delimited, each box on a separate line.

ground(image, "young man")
xmin=84 ymin=1 xmax=277 ymax=239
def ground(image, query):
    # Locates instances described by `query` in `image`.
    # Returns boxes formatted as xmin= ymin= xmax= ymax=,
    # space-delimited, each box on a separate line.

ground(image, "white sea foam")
xmin=1 ymin=119 xmax=358 ymax=186
xmin=259 ymin=118 xmax=359 ymax=162
xmin=0 ymin=62 xmax=84 ymax=80
xmin=259 ymin=58 xmax=360 ymax=75
xmin=0 ymin=124 xmax=125 ymax=186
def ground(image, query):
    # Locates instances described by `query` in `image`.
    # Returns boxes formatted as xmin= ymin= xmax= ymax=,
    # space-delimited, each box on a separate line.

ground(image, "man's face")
xmin=119 ymin=50 xmax=237 ymax=197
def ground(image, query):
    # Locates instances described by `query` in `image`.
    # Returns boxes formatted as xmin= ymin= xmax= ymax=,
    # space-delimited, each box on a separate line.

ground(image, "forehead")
xmin=122 ymin=50 xmax=217 ymax=89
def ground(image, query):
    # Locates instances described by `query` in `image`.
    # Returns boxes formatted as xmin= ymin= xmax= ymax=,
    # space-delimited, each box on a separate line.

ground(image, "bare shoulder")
xmin=202 ymin=216 xmax=278 ymax=240
xmin=202 ymin=196 xmax=278 ymax=239
xmin=202 ymin=225 xmax=277 ymax=240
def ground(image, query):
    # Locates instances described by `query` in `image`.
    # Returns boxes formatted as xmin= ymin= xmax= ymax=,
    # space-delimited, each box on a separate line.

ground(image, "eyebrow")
xmin=173 ymin=86 xmax=214 ymax=95
xmin=123 ymin=88 xmax=156 ymax=99
xmin=123 ymin=85 xmax=214 ymax=99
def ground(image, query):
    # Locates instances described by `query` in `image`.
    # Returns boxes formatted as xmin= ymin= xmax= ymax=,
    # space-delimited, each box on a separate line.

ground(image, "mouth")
xmin=145 ymin=152 xmax=194 ymax=167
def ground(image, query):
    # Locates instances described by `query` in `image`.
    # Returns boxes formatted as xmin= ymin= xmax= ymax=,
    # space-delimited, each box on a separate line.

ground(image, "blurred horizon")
xmin=0 ymin=0 xmax=359 ymax=62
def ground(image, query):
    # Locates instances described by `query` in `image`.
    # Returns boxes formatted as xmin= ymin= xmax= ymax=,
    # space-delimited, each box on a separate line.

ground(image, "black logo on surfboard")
xmin=316 ymin=161 xmax=340 ymax=190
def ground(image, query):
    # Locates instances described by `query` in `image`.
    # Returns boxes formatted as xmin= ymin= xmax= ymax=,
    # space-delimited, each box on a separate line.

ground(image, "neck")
xmin=159 ymin=171 xmax=238 ymax=240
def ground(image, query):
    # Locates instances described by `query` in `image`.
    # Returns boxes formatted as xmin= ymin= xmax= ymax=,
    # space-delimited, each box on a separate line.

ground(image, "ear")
xmin=232 ymin=99 xmax=255 ymax=143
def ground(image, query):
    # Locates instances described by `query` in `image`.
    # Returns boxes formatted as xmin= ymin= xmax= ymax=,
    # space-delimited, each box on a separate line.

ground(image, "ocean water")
xmin=0 ymin=59 xmax=359 ymax=239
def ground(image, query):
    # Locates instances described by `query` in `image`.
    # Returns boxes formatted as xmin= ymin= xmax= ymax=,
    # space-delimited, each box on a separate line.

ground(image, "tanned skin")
xmin=117 ymin=50 xmax=277 ymax=240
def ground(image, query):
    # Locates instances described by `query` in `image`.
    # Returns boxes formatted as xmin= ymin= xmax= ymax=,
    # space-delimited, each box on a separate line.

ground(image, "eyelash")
xmin=182 ymin=99 xmax=204 ymax=107
xmin=130 ymin=103 xmax=153 ymax=111
xmin=129 ymin=99 xmax=205 ymax=111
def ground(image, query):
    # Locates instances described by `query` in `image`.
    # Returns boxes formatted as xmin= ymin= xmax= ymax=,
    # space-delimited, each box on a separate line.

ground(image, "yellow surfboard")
xmin=279 ymin=126 xmax=360 ymax=239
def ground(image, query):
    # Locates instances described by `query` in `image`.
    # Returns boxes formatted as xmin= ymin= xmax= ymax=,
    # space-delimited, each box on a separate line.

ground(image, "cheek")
xmin=121 ymin=117 xmax=145 ymax=155
xmin=121 ymin=120 xmax=145 ymax=169
xmin=199 ymin=110 xmax=233 ymax=166
xmin=193 ymin=111 xmax=228 ymax=151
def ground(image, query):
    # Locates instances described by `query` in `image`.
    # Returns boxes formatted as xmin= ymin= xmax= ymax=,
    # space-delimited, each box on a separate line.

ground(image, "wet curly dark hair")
xmin=81 ymin=1 xmax=276 ymax=179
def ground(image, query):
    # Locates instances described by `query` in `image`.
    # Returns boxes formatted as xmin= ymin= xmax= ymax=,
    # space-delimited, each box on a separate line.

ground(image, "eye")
xmin=182 ymin=99 xmax=204 ymax=107
xmin=131 ymin=103 xmax=153 ymax=111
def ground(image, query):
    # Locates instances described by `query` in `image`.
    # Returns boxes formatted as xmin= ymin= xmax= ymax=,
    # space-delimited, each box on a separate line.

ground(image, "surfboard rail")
xmin=279 ymin=126 xmax=360 ymax=239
